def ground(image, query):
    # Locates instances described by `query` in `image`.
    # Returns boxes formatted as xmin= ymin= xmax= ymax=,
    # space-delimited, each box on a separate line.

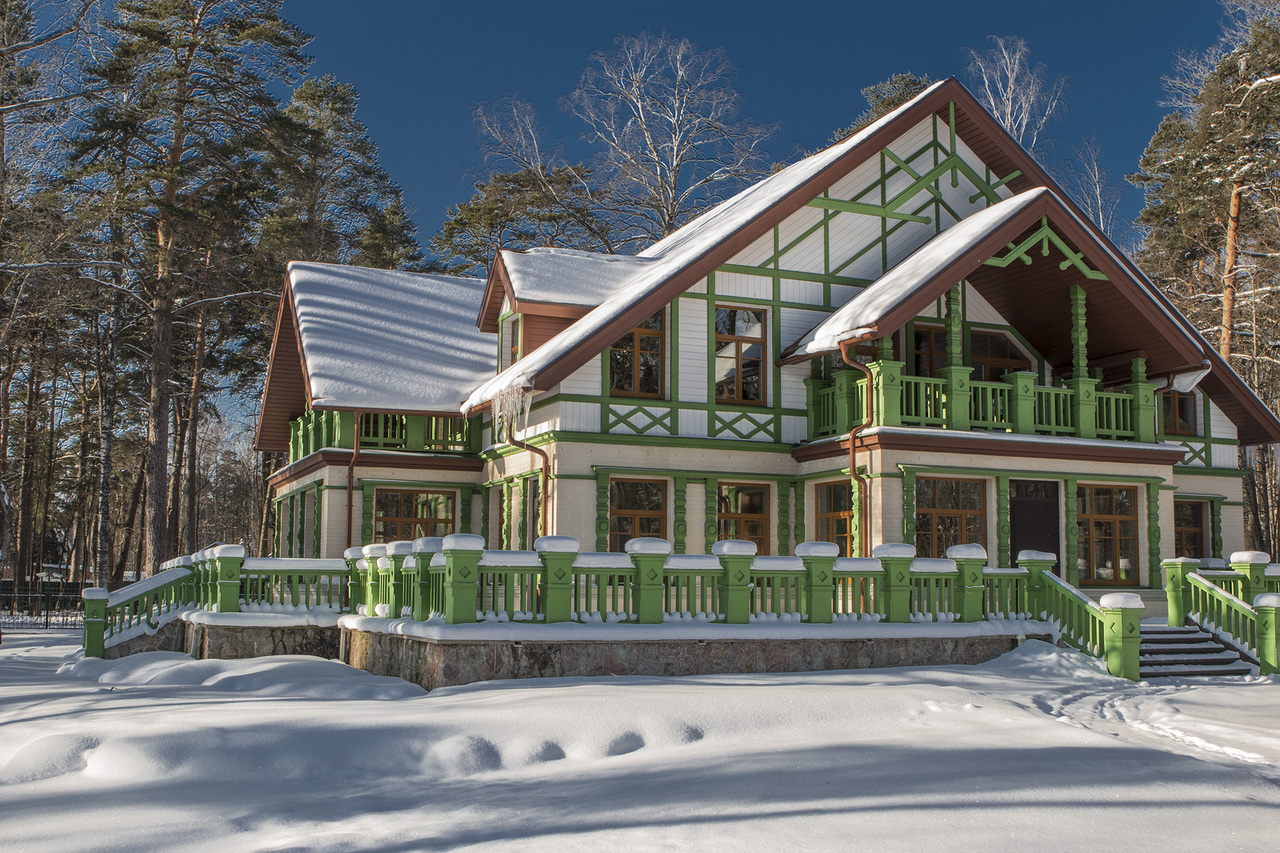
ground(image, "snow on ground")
xmin=2 ymin=631 xmax=1279 ymax=852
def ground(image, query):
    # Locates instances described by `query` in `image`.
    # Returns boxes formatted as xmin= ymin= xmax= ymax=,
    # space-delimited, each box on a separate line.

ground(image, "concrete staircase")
xmin=1139 ymin=625 xmax=1254 ymax=679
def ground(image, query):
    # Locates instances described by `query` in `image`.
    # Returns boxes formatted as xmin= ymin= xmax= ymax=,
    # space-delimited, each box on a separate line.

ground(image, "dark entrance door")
xmin=1009 ymin=480 xmax=1060 ymax=572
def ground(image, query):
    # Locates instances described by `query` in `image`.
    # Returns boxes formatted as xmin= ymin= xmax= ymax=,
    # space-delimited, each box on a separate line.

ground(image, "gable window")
xmin=1162 ymin=391 xmax=1198 ymax=436
xmin=609 ymin=479 xmax=666 ymax=552
xmin=714 ymin=307 xmax=766 ymax=404
xmin=1076 ymin=485 xmax=1137 ymax=585
xmin=1174 ymin=500 xmax=1206 ymax=559
xmin=374 ymin=489 xmax=455 ymax=543
xmin=717 ymin=483 xmax=770 ymax=553
xmin=610 ymin=311 xmax=664 ymax=398
xmin=816 ymin=481 xmax=855 ymax=557
xmin=508 ymin=316 xmax=522 ymax=366
xmin=914 ymin=326 xmax=1029 ymax=380
xmin=915 ymin=477 xmax=986 ymax=558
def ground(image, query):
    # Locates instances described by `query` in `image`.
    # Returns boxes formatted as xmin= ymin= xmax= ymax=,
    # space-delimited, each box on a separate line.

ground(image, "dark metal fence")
xmin=0 ymin=582 xmax=86 ymax=629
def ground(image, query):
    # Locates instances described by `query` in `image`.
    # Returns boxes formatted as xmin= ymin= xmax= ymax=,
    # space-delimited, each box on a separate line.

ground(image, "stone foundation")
xmin=104 ymin=619 xmax=340 ymax=661
xmin=103 ymin=619 xmax=187 ymax=659
xmin=340 ymin=628 xmax=1049 ymax=691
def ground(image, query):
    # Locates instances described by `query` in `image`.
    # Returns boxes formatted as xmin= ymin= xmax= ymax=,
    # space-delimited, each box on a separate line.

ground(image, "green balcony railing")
xmin=289 ymin=410 xmax=478 ymax=463
xmin=899 ymin=375 xmax=947 ymax=427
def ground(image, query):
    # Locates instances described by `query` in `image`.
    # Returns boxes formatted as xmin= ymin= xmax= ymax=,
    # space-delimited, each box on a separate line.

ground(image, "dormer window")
xmin=609 ymin=311 xmax=664 ymax=398
xmin=507 ymin=316 xmax=521 ymax=366
xmin=1163 ymin=391 xmax=1198 ymax=436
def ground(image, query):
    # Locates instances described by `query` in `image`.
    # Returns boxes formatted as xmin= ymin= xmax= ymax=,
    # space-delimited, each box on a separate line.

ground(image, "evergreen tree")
xmin=830 ymin=72 xmax=934 ymax=142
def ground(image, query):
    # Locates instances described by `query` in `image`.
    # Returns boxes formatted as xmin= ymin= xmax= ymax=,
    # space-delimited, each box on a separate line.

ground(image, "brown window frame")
xmin=609 ymin=310 xmax=665 ymax=399
xmin=914 ymin=476 xmax=987 ymax=558
xmin=1076 ymin=485 xmax=1139 ymax=586
xmin=1162 ymin=391 xmax=1198 ymax=436
xmin=373 ymin=488 xmax=457 ymax=544
xmin=714 ymin=306 xmax=767 ymax=405
xmin=1173 ymin=499 xmax=1207 ymax=560
xmin=608 ymin=478 xmax=667 ymax=553
xmin=914 ymin=324 xmax=1029 ymax=380
xmin=717 ymin=482 xmax=771 ymax=554
xmin=815 ymin=481 xmax=855 ymax=557
xmin=508 ymin=315 xmax=522 ymax=366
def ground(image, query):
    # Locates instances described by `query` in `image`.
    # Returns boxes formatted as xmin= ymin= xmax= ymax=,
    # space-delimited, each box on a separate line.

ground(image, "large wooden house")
xmin=255 ymin=78 xmax=1280 ymax=590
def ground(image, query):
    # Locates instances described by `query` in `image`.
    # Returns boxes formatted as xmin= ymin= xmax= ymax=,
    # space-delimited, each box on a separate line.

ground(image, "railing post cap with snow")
xmin=534 ymin=535 xmax=580 ymax=553
xmin=82 ymin=587 xmax=110 ymax=601
xmin=1230 ymin=551 xmax=1271 ymax=565
xmin=361 ymin=543 xmax=388 ymax=558
xmin=872 ymin=543 xmax=916 ymax=559
xmin=1254 ymin=593 xmax=1280 ymax=609
xmin=1015 ymin=550 xmax=1057 ymax=563
xmin=442 ymin=533 xmax=486 ymax=551
xmin=1099 ymin=592 xmax=1145 ymax=610
xmin=343 ymin=546 xmax=365 ymax=561
xmin=625 ymin=537 xmax=673 ymax=556
xmin=795 ymin=541 xmax=840 ymax=558
xmin=1162 ymin=556 xmax=1202 ymax=565
xmin=711 ymin=540 xmax=757 ymax=557
xmin=384 ymin=540 xmax=414 ymax=557
xmin=946 ymin=543 xmax=987 ymax=561
xmin=209 ymin=544 xmax=246 ymax=559
xmin=411 ymin=536 xmax=444 ymax=553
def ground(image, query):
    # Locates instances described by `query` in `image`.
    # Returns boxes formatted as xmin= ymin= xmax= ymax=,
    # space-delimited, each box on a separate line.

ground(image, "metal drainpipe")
xmin=838 ymin=341 xmax=876 ymax=558
xmin=505 ymin=416 xmax=551 ymax=539
xmin=346 ymin=409 xmax=363 ymax=549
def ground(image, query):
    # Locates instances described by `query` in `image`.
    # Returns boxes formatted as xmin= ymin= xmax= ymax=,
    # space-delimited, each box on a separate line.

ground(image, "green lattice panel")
xmin=605 ymin=404 xmax=675 ymax=436
xmin=1179 ymin=441 xmax=1211 ymax=466
xmin=713 ymin=411 xmax=778 ymax=441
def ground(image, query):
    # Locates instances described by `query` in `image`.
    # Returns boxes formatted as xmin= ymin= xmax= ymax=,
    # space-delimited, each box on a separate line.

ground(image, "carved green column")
xmin=501 ymin=480 xmax=514 ymax=550
xmin=778 ymin=483 xmax=791 ymax=556
xmin=1161 ymin=557 xmax=1197 ymax=628
xmin=481 ymin=485 xmax=491 ymax=546
xmin=704 ymin=476 xmax=719 ymax=553
xmin=627 ymin=538 xmax=670 ymax=624
xmin=797 ymin=541 xmax=838 ymax=624
xmin=1065 ymin=284 xmax=1098 ymax=438
xmin=714 ymin=540 xmax=755 ymax=624
xmin=535 ymin=535 xmax=577 ymax=624
xmin=996 ymin=475 xmax=1011 ymax=569
xmin=867 ymin=359 xmax=903 ymax=427
xmin=1146 ymin=482 xmax=1162 ymax=589
xmin=792 ymin=480 xmax=806 ymax=551
xmin=213 ymin=545 xmax=245 ymax=613
xmin=442 ymin=534 xmax=483 ymax=625
xmin=1125 ymin=358 xmax=1157 ymax=443
xmin=1210 ymin=500 xmax=1224 ymax=560
xmin=595 ymin=471 xmax=610 ymax=552
xmin=948 ymin=544 xmax=987 ymax=623
xmin=1004 ymin=371 xmax=1037 ymax=435
xmin=938 ymin=286 xmax=972 ymax=431
xmin=1064 ymin=478 xmax=1080 ymax=586
xmin=673 ymin=476 xmax=688 ymax=554
xmin=1100 ymin=592 xmax=1144 ymax=681
xmin=82 ymin=589 xmax=108 ymax=658
xmin=901 ymin=469 xmax=917 ymax=546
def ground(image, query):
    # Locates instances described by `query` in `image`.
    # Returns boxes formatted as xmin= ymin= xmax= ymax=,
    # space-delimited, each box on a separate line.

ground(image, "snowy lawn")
xmin=2 ymin=632 xmax=1279 ymax=852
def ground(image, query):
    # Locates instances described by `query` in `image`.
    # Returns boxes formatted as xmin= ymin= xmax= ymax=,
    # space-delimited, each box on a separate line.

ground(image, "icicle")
xmin=495 ymin=385 xmax=532 ymax=440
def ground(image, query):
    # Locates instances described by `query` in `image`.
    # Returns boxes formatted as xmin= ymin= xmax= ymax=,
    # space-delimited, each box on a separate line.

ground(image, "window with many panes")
xmin=714 ymin=307 xmax=766 ymax=404
xmin=914 ymin=326 xmax=1029 ymax=380
xmin=1162 ymin=391 xmax=1198 ymax=436
xmin=915 ymin=477 xmax=986 ymax=558
xmin=608 ymin=479 xmax=666 ymax=552
xmin=816 ymin=481 xmax=855 ymax=557
xmin=609 ymin=311 xmax=664 ymax=398
xmin=374 ymin=489 xmax=455 ymax=543
xmin=717 ymin=483 xmax=770 ymax=553
xmin=1174 ymin=500 xmax=1206 ymax=559
xmin=1076 ymin=485 xmax=1137 ymax=585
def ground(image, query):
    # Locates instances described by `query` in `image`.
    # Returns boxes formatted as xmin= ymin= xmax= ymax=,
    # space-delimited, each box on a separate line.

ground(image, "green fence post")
xmin=361 ymin=544 xmax=386 ymax=615
xmin=797 ymin=541 xmax=837 ymax=624
xmin=873 ymin=544 xmax=915 ymax=623
xmin=384 ymin=540 xmax=412 ymax=619
xmin=832 ymin=370 xmax=857 ymax=436
xmin=1004 ymin=371 xmax=1037 ymax=435
xmin=627 ymin=537 xmax=671 ymax=624
xmin=867 ymin=359 xmax=903 ymax=427
xmin=1016 ymin=550 xmax=1056 ymax=619
xmin=1161 ymin=557 xmax=1197 ymax=628
xmin=411 ymin=537 xmax=444 ymax=620
xmin=1254 ymin=594 xmax=1280 ymax=676
xmin=343 ymin=547 xmax=365 ymax=612
xmin=1125 ymin=358 xmax=1157 ymax=443
xmin=947 ymin=544 xmax=987 ymax=623
xmin=83 ymin=588 xmax=108 ymax=658
xmin=804 ymin=376 xmax=831 ymax=438
xmin=442 ymin=534 xmax=483 ymax=625
xmin=1100 ymin=592 xmax=1144 ymax=681
xmin=536 ymin=535 xmax=578 ymax=624
xmin=714 ymin=540 xmax=756 ymax=624
xmin=212 ymin=545 xmax=245 ymax=613
xmin=1229 ymin=550 xmax=1271 ymax=603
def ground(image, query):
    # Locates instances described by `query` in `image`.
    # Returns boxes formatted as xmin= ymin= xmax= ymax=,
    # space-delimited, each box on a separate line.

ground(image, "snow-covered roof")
xmin=787 ymin=189 xmax=1050 ymax=358
xmin=501 ymin=247 xmax=659 ymax=308
xmin=289 ymin=262 xmax=496 ymax=414
xmin=462 ymin=80 xmax=951 ymax=413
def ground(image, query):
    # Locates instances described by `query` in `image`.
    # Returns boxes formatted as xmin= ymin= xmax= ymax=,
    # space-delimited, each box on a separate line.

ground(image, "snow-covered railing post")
xmin=1161 ymin=557 xmax=1197 ymax=628
xmin=947 ymin=544 xmax=987 ymax=623
xmin=874 ymin=544 xmax=915 ymax=623
xmin=213 ymin=545 xmax=245 ymax=613
xmin=442 ymin=534 xmax=483 ymax=625
xmin=343 ymin=547 xmax=365 ymax=611
xmin=383 ymin=541 xmax=412 ymax=619
xmin=1229 ymin=551 xmax=1271 ymax=603
xmin=535 ymin=536 xmax=578 ymax=623
xmin=1254 ymin=594 xmax=1280 ymax=676
xmin=410 ymin=537 xmax=443 ymax=620
xmin=1003 ymin=371 xmax=1037 ymax=434
xmin=361 ymin=544 xmax=386 ymax=614
xmin=714 ymin=540 xmax=756 ymax=625
xmin=866 ymin=357 xmax=902 ymax=427
xmin=797 ymin=541 xmax=838 ymax=624
xmin=82 ymin=588 xmax=109 ymax=658
xmin=626 ymin=537 xmax=671 ymax=624
xmin=1016 ymin=551 xmax=1056 ymax=619
xmin=1100 ymin=593 xmax=1144 ymax=681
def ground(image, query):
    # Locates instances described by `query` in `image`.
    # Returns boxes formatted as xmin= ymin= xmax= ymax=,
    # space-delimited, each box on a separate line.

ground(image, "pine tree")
xmin=830 ymin=72 xmax=934 ymax=142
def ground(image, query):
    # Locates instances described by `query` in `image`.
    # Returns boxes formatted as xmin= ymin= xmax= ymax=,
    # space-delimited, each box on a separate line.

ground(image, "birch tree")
xmin=964 ymin=35 xmax=1068 ymax=156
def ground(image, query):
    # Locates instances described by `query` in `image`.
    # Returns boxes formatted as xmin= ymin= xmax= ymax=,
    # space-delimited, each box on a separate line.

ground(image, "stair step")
xmin=1140 ymin=651 xmax=1242 ymax=666
xmin=1139 ymin=625 xmax=1203 ymax=635
xmin=1140 ymin=662 xmax=1255 ymax=678
xmin=1139 ymin=641 xmax=1222 ymax=654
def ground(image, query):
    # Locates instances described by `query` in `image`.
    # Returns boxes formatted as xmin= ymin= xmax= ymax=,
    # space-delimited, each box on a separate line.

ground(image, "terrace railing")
xmin=288 ymin=409 xmax=477 ymax=463
xmin=1163 ymin=553 xmax=1280 ymax=674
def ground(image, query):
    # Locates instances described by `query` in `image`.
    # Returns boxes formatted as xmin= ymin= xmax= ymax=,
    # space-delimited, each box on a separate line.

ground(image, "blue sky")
xmin=282 ymin=0 xmax=1227 ymax=252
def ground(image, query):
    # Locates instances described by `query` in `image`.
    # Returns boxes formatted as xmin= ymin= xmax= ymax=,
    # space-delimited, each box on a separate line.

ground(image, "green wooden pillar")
xmin=832 ymin=369 xmax=859 ymax=435
xmin=461 ymin=486 xmax=475 ymax=536
xmin=704 ymin=476 xmax=719 ymax=553
xmin=867 ymin=359 xmax=903 ymax=428
xmin=481 ymin=485 xmax=491 ymax=547
xmin=792 ymin=480 xmax=806 ymax=550
xmin=1254 ymin=594 xmax=1280 ymax=676
xmin=939 ymin=286 xmax=972 ymax=431
xmin=1016 ymin=552 xmax=1056 ymax=620
xmin=1126 ymin=358 xmax=1157 ymax=443
xmin=1064 ymin=478 xmax=1080 ymax=587
xmin=442 ymin=534 xmax=484 ymax=625
xmin=778 ymin=483 xmax=792 ymax=556
xmin=627 ymin=537 xmax=670 ymax=624
xmin=287 ymin=494 xmax=296 ymax=557
xmin=1210 ymin=500 xmax=1224 ymax=560
xmin=673 ymin=476 xmax=688 ymax=555
xmin=411 ymin=537 xmax=443 ymax=619
xmin=595 ymin=471 xmax=610 ymax=552
xmin=714 ymin=540 xmax=755 ymax=624
xmin=1100 ymin=592 xmax=1144 ymax=681
xmin=213 ymin=545 xmax=245 ymax=614
xmin=360 ymin=484 xmax=375 ymax=546
xmin=1146 ymin=483 xmax=1163 ymax=589
xmin=384 ymin=541 xmax=412 ymax=619
xmin=343 ymin=546 xmax=365 ymax=612
xmin=1004 ymin=371 xmax=1037 ymax=435
xmin=362 ymin=543 xmax=385 ymax=613
xmin=1161 ymin=557 xmax=1197 ymax=628
xmin=797 ymin=541 xmax=837 ymax=624
xmin=947 ymin=544 xmax=987 ymax=623
xmin=1229 ymin=550 xmax=1271 ymax=602
xmin=83 ymin=589 xmax=108 ymax=658
xmin=850 ymin=473 xmax=863 ymax=558
xmin=901 ymin=470 xmax=917 ymax=546
xmin=1066 ymin=284 xmax=1098 ymax=439
xmin=874 ymin=543 xmax=915 ymax=623
xmin=518 ymin=477 xmax=531 ymax=550
xmin=995 ymin=475 xmax=1011 ymax=569
xmin=535 ymin=535 xmax=577 ymax=624
xmin=804 ymin=376 xmax=832 ymax=438
xmin=501 ymin=480 xmax=514 ymax=550
xmin=314 ymin=483 xmax=323 ymax=558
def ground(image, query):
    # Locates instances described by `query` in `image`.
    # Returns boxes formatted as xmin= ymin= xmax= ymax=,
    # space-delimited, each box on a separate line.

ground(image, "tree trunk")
xmin=167 ymin=401 xmax=185 ymax=549
xmin=13 ymin=342 xmax=42 ymax=600
xmin=143 ymin=292 xmax=173 ymax=574
xmin=1220 ymin=182 xmax=1243 ymax=360
xmin=113 ymin=458 xmax=146 ymax=588
xmin=95 ymin=291 xmax=120 ymax=589
xmin=183 ymin=309 xmax=207 ymax=553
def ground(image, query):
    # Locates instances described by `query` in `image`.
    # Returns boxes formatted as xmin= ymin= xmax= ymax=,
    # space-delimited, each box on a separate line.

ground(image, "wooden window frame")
xmin=373 ymin=488 xmax=456 ymax=543
xmin=508 ymin=316 xmax=522 ymax=366
xmin=914 ymin=476 xmax=987 ymax=559
xmin=1075 ymin=485 xmax=1139 ymax=586
xmin=914 ymin=324 xmax=1029 ymax=380
xmin=815 ymin=481 xmax=855 ymax=557
xmin=609 ymin=310 xmax=665 ymax=399
xmin=1162 ymin=390 xmax=1198 ymax=436
xmin=717 ymin=482 xmax=771 ymax=555
xmin=608 ymin=478 xmax=667 ymax=552
xmin=714 ymin=306 xmax=767 ymax=406
xmin=1173 ymin=499 xmax=1207 ymax=560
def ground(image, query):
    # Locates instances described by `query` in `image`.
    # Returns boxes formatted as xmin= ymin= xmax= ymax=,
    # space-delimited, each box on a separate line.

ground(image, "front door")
xmin=1009 ymin=480 xmax=1060 ymax=573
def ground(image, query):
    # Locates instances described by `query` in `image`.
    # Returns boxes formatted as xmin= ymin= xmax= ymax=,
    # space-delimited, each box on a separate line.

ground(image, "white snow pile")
xmin=3 ymin=631 xmax=1280 ymax=851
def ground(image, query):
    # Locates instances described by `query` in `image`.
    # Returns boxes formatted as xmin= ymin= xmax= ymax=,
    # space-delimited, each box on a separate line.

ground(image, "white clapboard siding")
xmin=779 ymin=363 xmax=810 ymax=409
xmin=964 ymin=284 xmax=1010 ymax=326
xmin=559 ymin=402 xmax=598 ymax=432
xmin=1208 ymin=398 xmax=1237 ymax=441
xmin=780 ymin=415 xmax=807 ymax=444
xmin=558 ymin=353 xmax=600 ymax=396
xmin=678 ymin=297 xmax=707 ymax=403
xmin=884 ymin=219 xmax=940 ymax=272
xmin=829 ymin=284 xmax=861 ymax=309
xmin=779 ymin=227 xmax=827 ymax=274
xmin=776 ymin=204 xmax=825 ymax=255
xmin=780 ymin=278 xmax=825 ymax=306
xmin=726 ymin=228 xmax=775 ymax=268
xmin=678 ymin=408 xmax=708 ymax=437
xmin=715 ymin=270 xmax=772 ymax=301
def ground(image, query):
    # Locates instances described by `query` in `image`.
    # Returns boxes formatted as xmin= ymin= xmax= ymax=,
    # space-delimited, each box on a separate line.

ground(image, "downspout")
xmin=346 ymin=409 xmax=363 ymax=549
xmin=838 ymin=340 xmax=877 ymax=558
xmin=505 ymin=413 xmax=551 ymax=539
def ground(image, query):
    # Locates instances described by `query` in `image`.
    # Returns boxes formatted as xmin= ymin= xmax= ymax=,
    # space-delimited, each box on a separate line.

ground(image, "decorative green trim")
xmin=481 ymin=485 xmax=491 ymax=547
xmin=595 ymin=471 xmax=610 ymax=552
xmin=1146 ymin=482 xmax=1162 ymax=589
xmin=1172 ymin=466 xmax=1249 ymax=478
xmin=360 ymin=485 xmax=374 ymax=546
xmin=519 ymin=477 xmax=530 ymax=550
xmin=1064 ymin=477 xmax=1079 ymax=586
xmin=898 ymin=464 xmax=1164 ymax=486
xmin=792 ymin=479 xmax=805 ymax=547
xmin=704 ymin=475 xmax=718 ymax=552
xmin=1211 ymin=499 xmax=1224 ymax=559
xmin=778 ymin=483 xmax=791 ymax=556
xmin=501 ymin=481 xmax=513 ymax=550
xmin=314 ymin=482 xmax=322 ymax=558
xmin=984 ymin=216 xmax=1108 ymax=280
xmin=901 ymin=469 xmax=917 ymax=544
xmin=995 ymin=474 xmax=1011 ymax=569
xmin=288 ymin=494 xmax=297 ymax=558
xmin=542 ymin=391 xmax=808 ymax=418
xmin=479 ymin=429 xmax=798 ymax=459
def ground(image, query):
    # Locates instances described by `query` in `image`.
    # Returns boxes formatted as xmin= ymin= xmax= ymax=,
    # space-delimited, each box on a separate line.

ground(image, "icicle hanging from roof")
xmin=494 ymin=385 xmax=532 ymax=441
